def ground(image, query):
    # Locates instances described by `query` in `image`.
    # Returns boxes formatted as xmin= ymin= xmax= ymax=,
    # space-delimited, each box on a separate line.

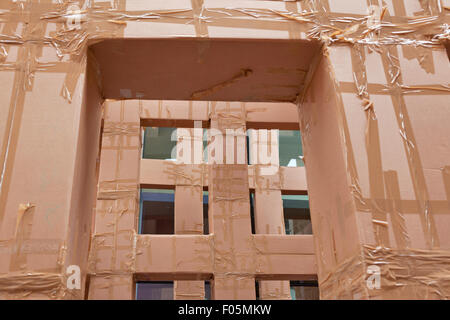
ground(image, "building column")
xmin=208 ymin=102 xmax=256 ymax=299
xmin=0 ymin=49 xmax=102 ymax=299
xmin=87 ymin=100 xmax=141 ymax=300
xmin=250 ymin=129 xmax=292 ymax=300
xmin=174 ymin=126 xmax=206 ymax=299
xmin=299 ymin=44 xmax=450 ymax=299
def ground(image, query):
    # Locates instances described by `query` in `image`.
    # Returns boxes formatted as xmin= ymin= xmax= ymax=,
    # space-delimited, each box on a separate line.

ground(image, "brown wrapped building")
xmin=0 ymin=0 xmax=449 ymax=299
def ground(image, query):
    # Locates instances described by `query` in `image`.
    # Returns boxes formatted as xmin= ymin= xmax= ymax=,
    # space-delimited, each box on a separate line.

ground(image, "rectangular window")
xmin=290 ymin=280 xmax=319 ymax=300
xmin=246 ymin=129 xmax=304 ymax=167
xmin=255 ymin=280 xmax=260 ymax=300
xmin=203 ymin=191 xmax=209 ymax=234
xmin=255 ymin=280 xmax=319 ymax=300
xmin=139 ymin=189 xmax=175 ymax=234
xmin=283 ymin=194 xmax=312 ymax=235
xmin=249 ymin=192 xmax=256 ymax=234
xmin=143 ymin=127 xmax=208 ymax=163
xmin=203 ymin=128 xmax=208 ymax=163
xmin=205 ymin=281 xmax=211 ymax=300
xmin=136 ymin=281 xmax=174 ymax=300
xmin=279 ymin=130 xmax=304 ymax=167
xmin=143 ymin=127 xmax=177 ymax=160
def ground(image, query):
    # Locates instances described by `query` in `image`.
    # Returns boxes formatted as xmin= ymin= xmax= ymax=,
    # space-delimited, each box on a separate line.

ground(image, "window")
xmin=203 ymin=129 xmax=208 ymax=163
xmin=249 ymin=192 xmax=256 ymax=234
xmin=255 ymin=280 xmax=319 ymax=300
xmin=143 ymin=127 xmax=177 ymax=160
xmin=290 ymin=281 xmax=319 ymax=300
xmin=136 ymin=281 xmax=210 ymax=300
xmin=143 ymin=127 xmax=208 ymax=163
xmin=139 ymin=189 xmax=175 ymax=234
xmin=249 ymin=192 xmax=311 ymax=235
xmin=136 ymin=282 xmax=173 ymax=300
xmin=255 ymin=280 xmax=260 ymax=300
xmin=279 ymin=130 xmax=304 ymax=167
xmin=205 ymin=281 xmax=211 ymax=300
xmin=283 ymin=194 xmax=312 ymax=235
xmin=203 ymin=191 xmax=209 ymax=234
xmin=247 ymin=129 xmax=304 ymax=167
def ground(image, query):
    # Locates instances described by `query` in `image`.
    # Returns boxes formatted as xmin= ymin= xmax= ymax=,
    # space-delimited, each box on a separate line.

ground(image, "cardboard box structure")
xmin=301 ymin=42 xmax=450 ymax=299
xmin=87 ymin=100 xmax=316 ymax=300
xmin=0 ymin=0 xmax=449 ymax=299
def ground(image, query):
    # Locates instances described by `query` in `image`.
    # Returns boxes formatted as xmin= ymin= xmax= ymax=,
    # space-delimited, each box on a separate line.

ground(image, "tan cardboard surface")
xmin=0 ymin=0 xmax=448 ymax=299
xmin=300 ymin=41 xmax=450 ymax=299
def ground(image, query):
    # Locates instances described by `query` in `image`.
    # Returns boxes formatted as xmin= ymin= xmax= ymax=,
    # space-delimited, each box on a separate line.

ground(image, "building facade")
xmin=0 ymin=0 xmax=449 ymax=299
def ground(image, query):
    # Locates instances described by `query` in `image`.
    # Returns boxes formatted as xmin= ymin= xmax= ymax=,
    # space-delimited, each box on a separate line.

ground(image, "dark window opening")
xmin=255 ymin=280 xmax=319 ymax=300
xmin=255 ymin=280 xmax=260 ymax=300
xmin=143 ymin=127 xmax=177 ymax=160
xmin=139 ymin=189 xmax=175 ymax=234
xmin=249 ymin=192 xmax=256 ymax=235
xmin=246 ymin=129 xmax=304 ymax=167
xmin=279 ymin=130 xmax=304 ymax=167
xmin=246 ymin=132 xmax=250 ymax=164
xmin=143 ymin=127 xmax=208 ymax=163
xmin=136 ymin=281 xmax=174 ymax=300
xmin=205 ymin=281 xmax=211 ymax=300
xmin=283 ymin=194 xmax=312 ymax=235
xmin=203 ymin=191 xmax=209 ymax=235
xmin=290 ymin=280 xmax=319 ymax=300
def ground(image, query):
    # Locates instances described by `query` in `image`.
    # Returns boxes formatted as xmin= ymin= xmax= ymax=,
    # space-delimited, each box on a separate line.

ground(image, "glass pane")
xmin=250 ymin=192 xmax=256 ymax=234
xmin=279 ymin=130 xmax=304 ymax=167
xmin=140 ymin=189 xmax=175 ymax=234
xmin=290 ymin=281 xmax=320 ymax=300
xmin=142 ymin=127 xmax=177 ymax=160
xmin=203 ymin=191 xmax=209 ymax=234
xmin=205 ymin=281 xmax=211 ymax=300
xmin=203 ymin=128 xmax=208 ymax=163
xmin=255 ymin=280 xmax=260 ymax=300
xmin=283 ymin=194 xmax=312 ymax=235
xmin=255 ymin=281 xmax=319 ymax=300
xmin=136 ymin=282 xmax=173 ymax=300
